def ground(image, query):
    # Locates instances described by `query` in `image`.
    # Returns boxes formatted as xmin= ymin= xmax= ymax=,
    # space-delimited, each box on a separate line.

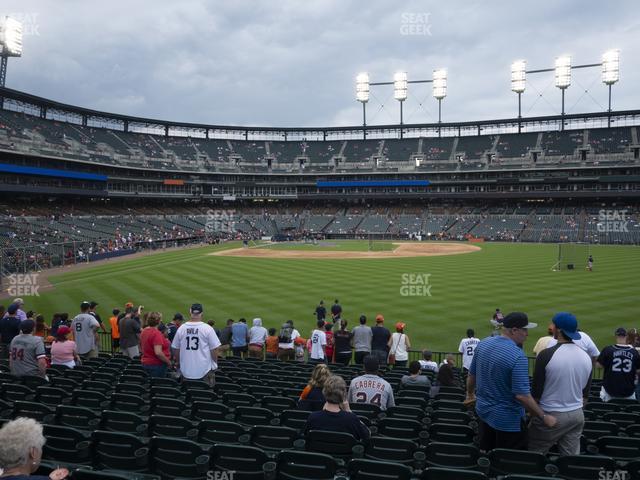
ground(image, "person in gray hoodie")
xmin=352 ymin=315 xmax=373 ymax=365
xmin=248 ymin=317 xmax=268 ymax=359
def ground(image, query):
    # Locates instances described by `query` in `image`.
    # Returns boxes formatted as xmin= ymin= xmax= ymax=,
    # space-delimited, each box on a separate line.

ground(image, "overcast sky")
xmin=3 ymin=0 xmax=638 ymax=128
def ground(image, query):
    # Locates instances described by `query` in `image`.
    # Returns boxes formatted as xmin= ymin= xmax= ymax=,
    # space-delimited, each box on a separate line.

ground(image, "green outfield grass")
xmin=22 ymin=241 xmax=640 ymax=355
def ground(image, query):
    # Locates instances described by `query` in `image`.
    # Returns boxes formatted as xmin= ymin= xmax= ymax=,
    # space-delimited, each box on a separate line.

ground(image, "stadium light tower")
xmin=555 ymin=55 xmax=571 ymax=130
xmin=602 ymin=49 xmax=620 ymax=128
xmin=511 ymin=60 xmax=526 ymax=133
xmin=0 ymin=16 xmax=23 ymax=87
xmin=393 ymin=71 xmax=408 ymax=138
xmin=356 ymin=72 xmax=370 ymax=139
xmin=432 ymin=69 xmax=447 ymax=137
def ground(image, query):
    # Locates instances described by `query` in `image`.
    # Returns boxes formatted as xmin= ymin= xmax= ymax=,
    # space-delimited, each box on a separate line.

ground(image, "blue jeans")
xmin=143 ymin=364 xmax=167 ymax=378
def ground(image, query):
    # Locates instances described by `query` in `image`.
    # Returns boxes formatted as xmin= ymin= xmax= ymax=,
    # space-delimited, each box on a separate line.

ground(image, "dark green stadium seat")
xmin=429 ymin=399 xmax=467 ymax=412
xmin=427 ymin=422 xmax=475 ymax=444
xmin=198 ymin=419 xmax=247 ymax=445
xmin=149 ymin=436 xmax=211 ymax=479
xmin=383 ymin=405 xmax=425 ymax=421
xmin=91 ymin=430 xmax=149 ymax=471
xmin=190 ymin=400 xmax=230 ymax=421
xmin=0 ymin=383 xmax=35 ymax=403
xmin=349 ymin=402 xmax=381 ymax=421
xmin=234 ymin=406 xmax=276 ymax=426
xmin=305 ymin=430 xmax=364 ymax=459
xmin=261 ymin=395 xmax=297 ymax=413
xmin=428 ymin=409 xmax=475 ymax=427
xmin=81 ymin=380 xmax=113 ymax=394
xmin=247 ymin=385 xmax=279 ymax=399
xmin=53 ymin=405 xmax=100 ymax=429
xmin=63 ymin=369 xmax=91 ymax=383
xmin=244 ymin=425 xmax=299 ymax=452
xmin=375 ymin=417 xmax=427 ymax=442
xmin=109 ymin=392 xmax=150 ymax=414
xmin=364 ymin=436 xmax=423 ymax=467
xmin=276 ymin=450 xmax=337 ymax=480
xmin=115 ymin=382 xmax=148 ymax=398
xmin=185 ymin=389 xmax=218 ymax=404
xmin=582 ymin=420 xmax=620 ymax=442
xmin=42 ymin=424 xmax=91 ymax=464
xmin=223 ymin=392 xmax=258 ymax=408
xmin=149 ymin=377 xmax=179 ymax=388
xmin=150 ymin=396 xmax=188 ymax=417
xmin=72 ymin=389 xmax=110 ymax=409
xmin=99 ymin=409 xmax=147 ymax=434
xmin=348 ymin=458 xmax=413 ymax=480
xmin=487 ymin=449 xmax=557 ymax=477
xmin=211 ymin=443 xmax=271 ymax=480
xmin=555 ymin=454 xmax=616 ymax=480
xmin=21 ymin=374 xmax=49 ymax=390
xmin=35 ymin=386 xmax=70 ymax=406
xmin=181 ymin=379 xmax=212 ymax=392
xmin=602 ymin=411 xmax=640 ymax=429
xmin=217 ymin=382 xmax=246 ymax=395
xmin=425 ymin=441 xmax=487 ymax=470
xmin=278 ymin=409 xmax=311 ymax=431
xmin=119 ymin=374 xmax=147 ymax=385
xmin=625 ymin=424 xmax=640 ymax=438
xmin=12 ymin=400 xmax=55 ymax=422
xmin=590 ymin=436 xmax=640 ymax=462
xmin=419 ymin=467 xmax=488 ymax=480
xmin=49 ymin=376 xmax=80 ymax=390
xmin=148 ymin=414 xmax=198 ymax=440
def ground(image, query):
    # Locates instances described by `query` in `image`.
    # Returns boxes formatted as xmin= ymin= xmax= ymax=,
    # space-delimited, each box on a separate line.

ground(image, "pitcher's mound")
xmin=211 ymin=242 xmax=481 ymax=259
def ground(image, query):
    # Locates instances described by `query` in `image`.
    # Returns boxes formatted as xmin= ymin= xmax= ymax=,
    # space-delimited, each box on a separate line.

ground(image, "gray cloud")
xmin=3 ymin=0 xmax=637 ymax=128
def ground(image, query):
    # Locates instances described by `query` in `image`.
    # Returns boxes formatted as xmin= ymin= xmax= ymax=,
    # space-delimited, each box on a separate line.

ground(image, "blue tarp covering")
xmin=316 ymin=180 xmax=430 ymax=188
xmin=0 ymin=163 xmax=108 ymax=181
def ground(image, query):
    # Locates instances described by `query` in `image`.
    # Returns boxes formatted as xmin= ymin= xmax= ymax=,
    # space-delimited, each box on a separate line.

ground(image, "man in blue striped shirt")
xmin=466 ymin=312 xmax=557 ymax=451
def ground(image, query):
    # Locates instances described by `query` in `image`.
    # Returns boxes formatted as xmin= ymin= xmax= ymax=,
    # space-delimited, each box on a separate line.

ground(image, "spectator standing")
xmin=265 ymin=328 xmax=279 ymax=359
xmin=119 ymin=305 xmax=142 ymax=359
xmin=140 ymin=311 xmax=172 ymax=378
xmin=458 ymin=328 xmax=480 ymax=372
xmin=248 ymin=318 xmax=268 ymax=359
xmin=167 ymin=313 xmax=184 ymax=343
xmin=348 ymin=355 xmax=395 ymax=411
xmin=305 ymin=375 xmax=371 ymax=441
xmin=218 ymin=319 xmax=234 ymax=358
xmin=109 ymin=309 xmax=120 ymax=352
xmin=352 ymin=315 xmax=373 ymax=365
xmin=2 ymin=298 xmax=27 ymax=321
xmin=532 ymin=324 xmax=554 ymax=356
xmin=10 ymin=320 xmax=47 ymax=379
xmin=171 ymin=303 xmax=221 ymax=387
xmin=231 ymin=318 xmax=249 ymax=358
xmin=466 ymin=312 xmax=556 ymax=451
xmin=72 ymin=301 xmax=100 ymax=360
xmin=309 ymin=320 xmax=327 ymax=363
xmin=277 ymin=320 xmax=300 ymax=361
xmin=0 ymin=304 xmax=21 ymax=359
xmin=333 ymin=319 xmax=353 ymax=365
xmin=324 ymin=322 xmax=335 ymax=362
xmin=88 ymin=301 xmax=104 ymax=332
xmin=529 ymin=312 xmax=592 ymax=455
xmin=547 ymin=329 xmax=600 ymax=361
xmin=388 ymin=322 xmax=410 ymax=368
xmin=371 ymin=315 xmax=390 ymax=366
xmin=597 ymin=327 xmax=640 ymax=402
xmin=50 ymin=325 xmax=80 ymax=369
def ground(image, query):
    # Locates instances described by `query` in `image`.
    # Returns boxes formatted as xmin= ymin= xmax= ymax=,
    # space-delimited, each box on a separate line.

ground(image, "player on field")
xmin=458 ymin=328 xmax=480 ymax=372
xmin=587 ymin=255 xmax=594 ymax=271
xmin=171 ymin=303 xmax=221 ymax=387
xmin=348 ymin=355 xmax=395 ymax=411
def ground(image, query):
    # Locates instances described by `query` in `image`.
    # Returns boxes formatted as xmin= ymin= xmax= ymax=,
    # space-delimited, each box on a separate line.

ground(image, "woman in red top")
xmin=324 ymin=323 xmax=334 ymax=363
xmin=140 ymin=312 xmax=171 ymax=378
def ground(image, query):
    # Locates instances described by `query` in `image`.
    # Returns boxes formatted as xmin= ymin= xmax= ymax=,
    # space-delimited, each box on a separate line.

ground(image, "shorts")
xmin=121 ymin=345 xmax=140 ymax=359
xmin=79 ymin=348 xmax=99 ymax=360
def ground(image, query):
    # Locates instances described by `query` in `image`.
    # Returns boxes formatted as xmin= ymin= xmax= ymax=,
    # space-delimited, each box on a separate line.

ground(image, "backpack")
xmin=279 ymin=323 xmax=293 ymax=343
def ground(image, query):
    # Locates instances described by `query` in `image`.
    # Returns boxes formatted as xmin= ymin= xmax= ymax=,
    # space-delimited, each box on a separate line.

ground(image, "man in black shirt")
xmin=597 ymin=327 xmax=640 ymax=402
xmin=314 ymin=301 xmax=326 ymax=322
xmin=0 ymin=304 xmax=21 ymax=359
xmin=371 ymin=314 xmax=390 ymax=366
xmin=89 ymin=301 xmax=105 ymax=333
xmin=331 ymin=299 xmax=342 ymax=320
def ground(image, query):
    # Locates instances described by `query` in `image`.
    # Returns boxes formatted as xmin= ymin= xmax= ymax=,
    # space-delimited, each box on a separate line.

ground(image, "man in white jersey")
xmin=547 ymin=328 xmax=600 ymax=361
xmin=72 ymin=301 xmax=100 ymax=360
xmin=458 ymin=328 xmax=480 ymax=372
xmin=171 ymin=303 xmax=221 ymax=387
xmin=309 ymin=319 xmax=327 ymax=363
xmin=348 ymin=355 xmax=395 ymax=411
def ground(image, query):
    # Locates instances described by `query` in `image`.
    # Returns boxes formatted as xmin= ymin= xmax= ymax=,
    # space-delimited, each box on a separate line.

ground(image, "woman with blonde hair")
xmin=140 ymin=311 xmax=172 ymax=378
xmin=298 ymin=363 xmax=331 ymax=411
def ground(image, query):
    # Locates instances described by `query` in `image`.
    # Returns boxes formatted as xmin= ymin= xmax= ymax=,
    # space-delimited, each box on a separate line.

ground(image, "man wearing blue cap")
xmin=528 ymin=312 xmax=592 ymax=455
